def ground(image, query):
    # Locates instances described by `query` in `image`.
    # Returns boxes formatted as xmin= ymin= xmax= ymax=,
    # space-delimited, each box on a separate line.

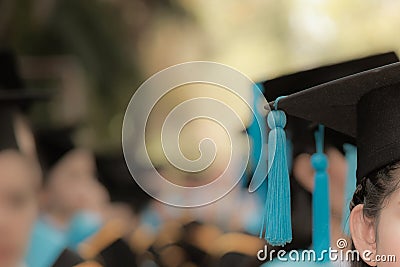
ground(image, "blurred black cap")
xmin=0 ymin=49 xmax=49 ymax=104
xmin=35 ymin=126 xmax=76 ymax=178
xmin=95 ymin=153 xmax=151 ymax=213
xmin=0 ymin=49 xmax=49 ymax=152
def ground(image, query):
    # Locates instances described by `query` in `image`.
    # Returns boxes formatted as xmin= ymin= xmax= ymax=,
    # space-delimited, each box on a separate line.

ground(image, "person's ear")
xmin=293 ymin=153 xmax=314 ymax=192
xmin=350 ymin=204 xmax=377 ymax=266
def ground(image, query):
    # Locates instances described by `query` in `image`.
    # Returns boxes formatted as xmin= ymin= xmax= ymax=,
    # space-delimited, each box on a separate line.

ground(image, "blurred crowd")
xmin=0 ymin=49 xmax=270 ymax=267
xmin=1 ymin=44 xmax=366 ymax=267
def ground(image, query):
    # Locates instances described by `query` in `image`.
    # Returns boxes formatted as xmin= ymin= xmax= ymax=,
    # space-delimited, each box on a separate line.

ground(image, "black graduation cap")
xmin=0 ymin=49 xmax=49 ymax=151
xmin=95 ymin=153 xmax=151 ymax=213
xmin=272 ymin=61 xmax=400 ymax=183
xmin=177 ymin=221 xmax=211 ymax=266
xmin=0 ymin=49 xmax=48 ymax=104
xmin=261 ymin=51 xmax=399 ymax=156
xmin=0 ymin=107 xmax=19 ymax=151
xmin=257 ymin=52 xmax=399 ymax=248
xmin=35 ymin=127 xmax=75 ymax=178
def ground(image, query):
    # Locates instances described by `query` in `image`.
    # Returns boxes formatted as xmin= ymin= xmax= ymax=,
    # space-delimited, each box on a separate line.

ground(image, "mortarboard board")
xmin=261 ymin=51 xmax=399 ymax=156
xmin=271 ymin=61 xmax=400 ymax=182
xmin=257 ymin=52 xmax=399 ymax=250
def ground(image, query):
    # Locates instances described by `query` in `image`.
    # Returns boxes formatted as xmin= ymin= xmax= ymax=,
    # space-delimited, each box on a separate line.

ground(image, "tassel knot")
xmin=267 ymin=110 xmax=287 ymax=129
xmin=311 ymin=153 xmax=328 ymax=172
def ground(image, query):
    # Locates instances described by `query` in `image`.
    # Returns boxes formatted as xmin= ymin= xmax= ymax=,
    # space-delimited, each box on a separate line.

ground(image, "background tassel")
xmin=311 ymin=125 xmax=330 ymax=262
xmin=248 ymin=83 xmax=268 ymax=200
xmin=342 ymin=143 xmax=357 ymax=235
xmin=262 ymin=107 xmax=291 ymax=246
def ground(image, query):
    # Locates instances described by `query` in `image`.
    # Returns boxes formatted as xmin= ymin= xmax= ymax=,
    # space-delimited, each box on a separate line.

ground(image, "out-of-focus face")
xmin=0 ymin=150 xmax=38 ymax=267
xmin=44 ymin=149 xmax=99 ymax=218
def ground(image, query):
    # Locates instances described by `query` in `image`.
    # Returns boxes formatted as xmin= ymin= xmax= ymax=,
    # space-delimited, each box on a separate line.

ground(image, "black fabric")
xmin=178 ymin=221 xmax=211 ymax=266
xmin=0 ymin=49 xmax=49 ymax=103
xmin=261 ymin=52 xmax=399 ymax=156
xmin=51 ymin=248 xmax=84 ymax=267
xmin=262 ymin=52 xmax=398 ymax=100
xmin=357 ymin=85 xmax=400 ymax=180
xmin=35 ymin=127 xmax=75 ymax=177
xmin=0 ymin=49 xmax=25 ymax=90
xmin=0 ymin=106 xmax=19 ymax=151
xmin=98 ymin=238 xmax=138 ymax=267
xmin=95 ymin=153 xmax=151 ymax=213
xmin=274 ymin=62 xmax=400 ymax=181
xmin=217 ymin=252 xmax=260 ymax=267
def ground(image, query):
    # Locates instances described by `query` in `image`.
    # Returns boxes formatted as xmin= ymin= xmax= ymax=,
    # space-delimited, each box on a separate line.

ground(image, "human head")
xmin=40 ymin=148 xmax=100 ymax=222
xmin=349 ymin=162 xmax=400 ymax=266
xmin=0 ymin=150 xmax=40 ymax=267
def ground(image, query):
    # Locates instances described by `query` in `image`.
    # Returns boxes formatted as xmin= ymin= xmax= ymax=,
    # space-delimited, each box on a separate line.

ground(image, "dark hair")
xmin=349 ymin=162 xmax=400 ymax=267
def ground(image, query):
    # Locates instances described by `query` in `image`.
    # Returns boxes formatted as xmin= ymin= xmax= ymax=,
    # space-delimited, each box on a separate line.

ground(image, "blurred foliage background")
xmin=1 ymin=0 xmax=400 ymax=154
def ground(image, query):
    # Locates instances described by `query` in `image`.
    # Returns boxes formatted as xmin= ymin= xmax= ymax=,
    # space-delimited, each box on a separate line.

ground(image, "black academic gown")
xmin=51 ymin=249 xmax=85 ymax=267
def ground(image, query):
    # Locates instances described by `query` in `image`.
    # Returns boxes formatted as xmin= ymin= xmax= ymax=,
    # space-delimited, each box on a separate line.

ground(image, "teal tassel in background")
xmin=262 ymin=99 xmax=291 ymax=246
xmin=311 ymin=125 xmax=330 ymax=262
xmin=342 ymin=143 xmax=357 ymax=235
xmin=248 ymin=83 xmax=268 ymax=200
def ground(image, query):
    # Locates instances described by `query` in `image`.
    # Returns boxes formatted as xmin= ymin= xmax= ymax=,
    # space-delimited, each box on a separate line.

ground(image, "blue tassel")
xmin=261 ymin=99 xmax=291 ymax=246
xmin=342 ymin=143 xmax=357 ymax=235
xmin=311 ymin=125 xmax=330 ymax=262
